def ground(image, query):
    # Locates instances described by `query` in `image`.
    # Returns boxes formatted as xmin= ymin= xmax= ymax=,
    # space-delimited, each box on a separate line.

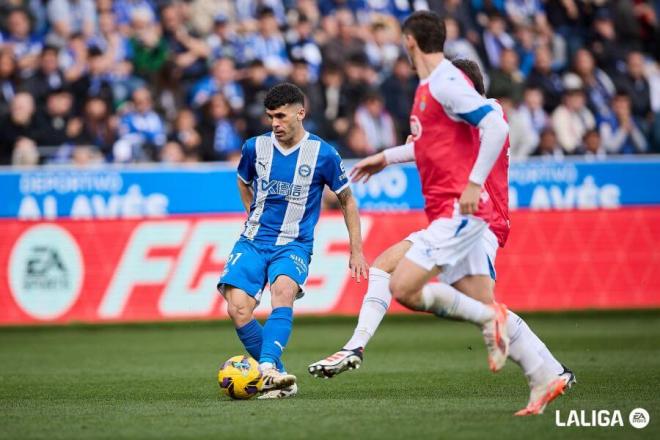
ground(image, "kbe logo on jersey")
xmin=260 ymin=178 xmax=304 ymax=197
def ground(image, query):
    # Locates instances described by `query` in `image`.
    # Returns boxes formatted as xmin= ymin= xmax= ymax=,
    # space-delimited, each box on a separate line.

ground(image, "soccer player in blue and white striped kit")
xmin=217 ymin=83 xmax=369 ymax=399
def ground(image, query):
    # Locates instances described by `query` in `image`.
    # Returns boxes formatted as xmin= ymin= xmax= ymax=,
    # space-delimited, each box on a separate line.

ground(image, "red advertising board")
xmin=1 ymin=208 xmax=659 ymax=325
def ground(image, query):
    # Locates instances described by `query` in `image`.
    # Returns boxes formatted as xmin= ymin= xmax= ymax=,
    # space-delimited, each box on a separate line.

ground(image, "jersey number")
xmin=227 ymin=253 xmax=243 ymax=265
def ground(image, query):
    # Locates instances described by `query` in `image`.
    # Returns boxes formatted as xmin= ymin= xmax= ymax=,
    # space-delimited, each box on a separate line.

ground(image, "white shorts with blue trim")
xmin=441 ymin=227 xmax=498 ymax=285
xmin=404 ymin=215 xmax=489 ymax=276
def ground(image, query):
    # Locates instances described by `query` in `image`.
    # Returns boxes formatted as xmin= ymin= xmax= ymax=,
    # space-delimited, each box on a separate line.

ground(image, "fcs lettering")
xmin=260 ymin=179 xmax=303 ymax=197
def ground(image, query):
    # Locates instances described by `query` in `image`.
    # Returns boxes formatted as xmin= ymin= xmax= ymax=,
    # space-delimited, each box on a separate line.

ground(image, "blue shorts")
xmin=217 ymin=238 xmax=311 ymax=303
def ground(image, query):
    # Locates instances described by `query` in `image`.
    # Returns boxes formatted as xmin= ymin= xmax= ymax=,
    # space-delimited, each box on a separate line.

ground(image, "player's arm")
xmin=236 ymin=177 xmax=253 ymax=214
xmin=350 ymin=136 xmax=415 ymax=183
xmin=336 ymin=187 xmax=369 ymax=283
xmin=460 ymin=111 xmax=509 ymax=214
xmin=431 ymin=75 xmax=508 ymax=214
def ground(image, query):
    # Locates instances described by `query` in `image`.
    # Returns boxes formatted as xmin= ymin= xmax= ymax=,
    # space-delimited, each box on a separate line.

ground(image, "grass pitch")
xmin=1 ymin=312 xmax=658 ymax=440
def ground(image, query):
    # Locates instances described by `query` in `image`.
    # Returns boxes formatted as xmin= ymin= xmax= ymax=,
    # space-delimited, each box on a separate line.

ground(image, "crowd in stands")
xmin=1 ymin=0 xmax=659 ymax=167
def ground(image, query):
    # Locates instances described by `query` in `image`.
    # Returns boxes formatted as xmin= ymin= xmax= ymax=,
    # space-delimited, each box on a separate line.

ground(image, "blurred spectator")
xmin=350 ymin=91 xmax=396 ymax=156
xmin=71 ymin=144 xmax=102 ymax=166
xmin=115 ymin=87 xmax=165 ymax=162
xmin=2 ymin=8 xmax=43 ymax=75
xmin=190 ymin=57 xmax=244 ymax=111
xmin=33 ymin=87 xmax=80 ymax=147
xmin=128 ymin=8 xmax=168 ymax=80
xmin=76 ymin=97 xmax=118 ymax=157
xmin=615 ymin=51 xmax=652 ymax=120
xmin=599 ymin=93 xmax=648 ymax=154
xmin=532 ymin=127 xmax=564 ymax=160
xmin=341 ymin=53 xmax=371 ymax=118
xmin=206 ymin=14 xmax=242 ymax=62
xmin=444 ymin=17 xmax=484 ymax=74
xmin=318 ymin=63 xmax=346 ymax=142
xmin=201 ymin=94 xmax=242 ymax=162
xmin=589 ymin=8 xmax=628 ymax=73
xmin=160 ymin=2 xmax=210 ymax=86
xmin=113 ymin=0 xmax=157 ymax=32
xmin=170 ymin=108 xmax=202 ymax=157
xmin=525 ymin=45 xmax=564 ymax=112
xmin=488 ymin=48 xmax=524 ymax=102
xmin=289 ymin=59 xmax=324 ymax=134
xmin=0 ymin=49 xmax=19 ymax=119
xmin=579 ymin=129 xmax=607 ymax=161
xmin=47 ymin=0 xmax=97 ymax=45
xmin=570 ymin=49 xmax=616 ymax=122
xmin=242 ymin=7 xmax=291 ymax=78
xmin=241 ymin=59 xmax=277 ymax=138
xmin=365 ymin=21 xmax=400 ymax=74
xmin=160 ymin=140 xmax=186 ymax=163
xmin=551 ymin=82 xmax=596 ymax=154
xmin=513 ymin=25 xmax=536 ymax=77
xmin=60 ymin=33 xmax=89 ymax=83
xmin=320 ymin=8 xmax=366 ymax=67
xmin=91 ymin=10 xmax=131 ymax=66
xmin=482 ymin=12 xmax=515 ymax=69
xmin=286 ymin=14 xmax=323 ymax=81
xmin=188 ymin=1 xmax=234 ymax=36
xmin=70 ymin=47 xmax=114 ymax=113
xmin=11 ymin=137 xmax=40 ymax=166
xmin=508 ymin=88 xmax=549 ymax=159
xmin=0 ymin=92 xmax=38 ymax=164
xmin=23 ymin=45 xmax=65 ymax=106
xmin=380 ymin=55 xmax=417 ymax=143
xmin=505 ymin=0 xmax=548 ymax=29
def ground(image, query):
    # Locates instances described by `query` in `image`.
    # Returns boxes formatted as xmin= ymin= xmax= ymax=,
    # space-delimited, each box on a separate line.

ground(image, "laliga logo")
xmin=555 ymin=408 xmax=649 ymax=429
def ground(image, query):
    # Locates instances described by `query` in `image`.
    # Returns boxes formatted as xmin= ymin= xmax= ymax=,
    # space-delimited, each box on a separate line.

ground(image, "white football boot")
xmin=260 ymin=365 xmax=296 ymax=391
xmin=257 ymin=383 xmax=298 ymax=399
xmin=308 ymin=347 xmax=364 ymax=378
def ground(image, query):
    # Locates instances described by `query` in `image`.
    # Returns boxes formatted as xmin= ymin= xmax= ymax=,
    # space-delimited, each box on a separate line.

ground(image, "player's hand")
xmin=349 ymin=252 xmax=369 ymax=283
xmin=349 ymin=152 xmax=387 ymax=183
xmin=459 ymin=181 xmax=482 ymax=215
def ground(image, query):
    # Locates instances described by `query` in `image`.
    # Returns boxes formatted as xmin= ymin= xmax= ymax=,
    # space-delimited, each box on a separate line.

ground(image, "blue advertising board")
xmin=0 ymin=158 xmax=658 ymax=220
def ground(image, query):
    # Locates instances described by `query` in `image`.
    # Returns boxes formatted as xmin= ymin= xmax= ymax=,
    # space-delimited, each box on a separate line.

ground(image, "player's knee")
xmin=270 ymin=280 xmax=298 ymax=306
xmin=389 ymin=278 xmax=411 ymax=305
xmin=226 ymin=301 xmax=253 ymax=327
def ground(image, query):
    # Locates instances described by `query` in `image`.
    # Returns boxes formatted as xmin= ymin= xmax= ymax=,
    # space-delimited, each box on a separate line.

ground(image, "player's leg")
xmin=258 ymin=244 xmax=311 ymax=395
xmin=308 ymin=240 xmax=411 ymax=378
xmin=389 ymin=256 xmax=441 ymax=310
xmin=218 ymin=239 xmax=273 ymax=368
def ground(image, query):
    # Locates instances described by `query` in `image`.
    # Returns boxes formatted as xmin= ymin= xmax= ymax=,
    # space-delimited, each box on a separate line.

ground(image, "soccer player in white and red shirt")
xmin=309 ymin=14 xmax=570 ymax=415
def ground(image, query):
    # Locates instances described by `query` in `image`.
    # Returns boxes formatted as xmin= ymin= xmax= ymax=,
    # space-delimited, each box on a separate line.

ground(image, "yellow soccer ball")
xmin=218 ymin=355 xmax=263 ymax=400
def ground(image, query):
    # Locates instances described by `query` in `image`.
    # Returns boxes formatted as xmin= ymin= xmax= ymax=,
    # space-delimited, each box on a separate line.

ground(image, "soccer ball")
xmin=218 ymin=355 xmax=263 ymax=400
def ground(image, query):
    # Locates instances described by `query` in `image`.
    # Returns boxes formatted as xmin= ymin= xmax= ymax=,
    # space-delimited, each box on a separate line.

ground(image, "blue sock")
xmin=235 ymin=319 xmax=285 ymax=372
xmin=260 ymin=307 xmax=293 ymax=366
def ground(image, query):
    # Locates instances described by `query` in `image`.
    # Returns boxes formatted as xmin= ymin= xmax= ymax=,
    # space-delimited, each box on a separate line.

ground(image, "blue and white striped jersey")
xmin=237 ymin=131 xmax=349 ymax=251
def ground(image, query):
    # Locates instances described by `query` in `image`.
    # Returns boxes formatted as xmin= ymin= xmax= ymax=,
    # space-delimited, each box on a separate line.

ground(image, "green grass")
xmin=1 ymin=312 xmax=659 ymax=440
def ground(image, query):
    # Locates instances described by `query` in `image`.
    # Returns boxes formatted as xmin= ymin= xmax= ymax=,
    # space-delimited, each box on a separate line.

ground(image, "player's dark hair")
xmin=264 ymin=83 xmax=306 ymax=110
xmin=451 ymin=59 xmax=485 ymax=96
xmin=402 ymin=11 xmax=446 ymax=54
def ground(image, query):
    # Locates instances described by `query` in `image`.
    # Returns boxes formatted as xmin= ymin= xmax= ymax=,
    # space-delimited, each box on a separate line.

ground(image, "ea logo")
xmin=9 ymin=224 xmax=83 ymax=320
xmin=298 ymin=164 xmax=312 ymax=177
xmin=629 ymin=408 xmax=650 ymax=429
xmin=410 ymin=115 xmax=422 ymax=141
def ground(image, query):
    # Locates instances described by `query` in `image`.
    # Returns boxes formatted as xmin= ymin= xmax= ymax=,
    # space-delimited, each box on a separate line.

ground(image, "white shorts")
xmin=404 ymin=215 xmax=489 ymax=274
xmin=441 ymin=227 xmax=498 ymax=286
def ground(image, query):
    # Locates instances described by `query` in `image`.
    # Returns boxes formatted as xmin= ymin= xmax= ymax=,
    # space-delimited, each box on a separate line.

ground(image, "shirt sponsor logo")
xmin=260 ymin=179 xmax=304 ymax=197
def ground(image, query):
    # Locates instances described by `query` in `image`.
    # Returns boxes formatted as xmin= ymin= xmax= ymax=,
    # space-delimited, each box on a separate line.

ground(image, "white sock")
xmin=343 ymin=268 xmax=392 ymax=350
xmin=508 ymin=311 xmax=564 ymax=375
xmin=421 ymin=282 xmax=494 ymax=325
xmin=507 ymin=314 xmax=556 ymax=386
xmin=260 ymin=362 xmax=275 ymax=370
